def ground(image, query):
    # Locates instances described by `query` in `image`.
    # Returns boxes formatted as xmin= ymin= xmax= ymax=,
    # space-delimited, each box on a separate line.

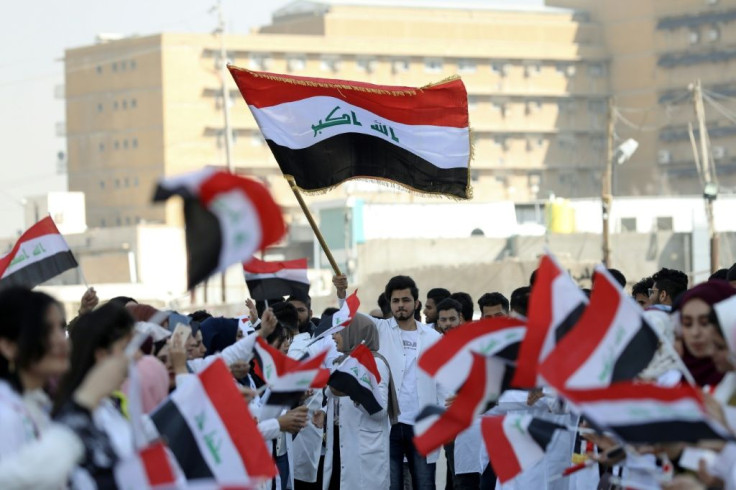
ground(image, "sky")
xmin=0 ymin=0 xmax=545 ymax=238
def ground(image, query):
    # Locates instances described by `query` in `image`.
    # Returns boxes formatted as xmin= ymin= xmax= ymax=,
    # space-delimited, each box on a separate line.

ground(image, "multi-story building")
xmin=550 ymin=0 xmax=736 ymax=197
xmin=63 ymin=0 xmax=611 ymax=233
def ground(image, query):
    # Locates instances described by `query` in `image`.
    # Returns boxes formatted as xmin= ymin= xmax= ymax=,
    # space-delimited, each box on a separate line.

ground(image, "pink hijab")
xmin=122 ymin=356 xmax=170 ymax=414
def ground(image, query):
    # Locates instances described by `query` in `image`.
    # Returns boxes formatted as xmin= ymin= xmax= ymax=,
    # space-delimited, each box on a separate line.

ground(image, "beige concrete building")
xmin=549 ymin=0 xmax=736 ymax=197
xmin=64 ymin=0 xmax=612 ymax=233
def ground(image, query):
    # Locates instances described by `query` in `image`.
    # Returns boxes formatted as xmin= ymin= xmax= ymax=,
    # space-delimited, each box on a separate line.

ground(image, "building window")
xmin=125 ymin=217 xmax=131 ymax=225
xmin=124 ymin=177 xmax=129 ymax=187
xmin=114 ymin=141 xmax=119 ymax=150
xmin=424 ymin=58 xmax=443 ymax=73
xmin=493 ymin=136 xmax=508 ymax=150
xmin=101 ymin=218 xmax=106 ymax=227
xmin=135 ymin=216 xmax=141 ymax=224
xmin=524 ymin=62 xmax=542 ymax=77
xmin=130 ymin=60 xmax=137 ymax=69
xmin=706 ymin=26 xmax=720 ymax=43
xmin=249 ymin=53 xmax=272 ymax=70
xmin=356 ymin=57 xmax=377 ymax=73
xmin=251 ymin=133 xmax=264 ymax=146
xmin=99 ymin=180 xmax=105 ymax=189
xmin=588 ymin=63 xmax=605 ymax=78
xmin=115 ymin=179 xmax=120 ymax=188
xmin=491 ymin=100 xmax=507 ymax=117
xmin=96 ymin=65 xmax=102 ymax=74
xmin=134 ymin=177 xmax=139 ymax=186
xmin=457 ymin=59 xmax=476 ymax=73
xmin=688 ymin=30 xmax=700 ymax=45
xmin=123 ymin=139 xmax=128 ymax=149
xmin=620 ymin=217 xmax=637 ymax=232
xmin=588 ymin=100 xmax=606 ymax=113
xmin=131 ymin=98 xmax=137 ymax=108
xmin=287 ymin=55 xmax=306 ymax=71
xmin=121 ymin=61 xmax=127 ymax=71
xmin=392 ymin=58 xmax=410 ymax=73
xmin=113 ymin=100 xmax=119 ymax=110
xmin=97 ymin=103 xmax=103 ymax=112
xmin=99 ymin=142 xmax=105 ymax=152
xmin=132 ymin=138 xmax=138 ymax=148
xmin=320 ymin=56 xmax=341 ymax=72
xmin=116 ymin=217 xmax=121 ymax=226
xmin=491 ymin=62 xmax=508 ymax=76
xmin=556 ymin=63 xmax=576 ymax=77
xmin=468 ymin=96 xmax=479 ymax=111
xmin=656 ymin=217 xmax=673 ymax=231
xmin=112 ymin=62 xmax=118 ymax=72
xmin=122 ymin=100 xmax=127 ymax=110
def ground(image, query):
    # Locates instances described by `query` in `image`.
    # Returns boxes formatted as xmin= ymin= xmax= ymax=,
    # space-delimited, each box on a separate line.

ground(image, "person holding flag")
xmin=323 ymin=315 xmax=398 ymax=490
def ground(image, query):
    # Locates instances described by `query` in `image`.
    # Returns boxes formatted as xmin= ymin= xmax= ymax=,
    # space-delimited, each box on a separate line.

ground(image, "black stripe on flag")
xmin=183 ymin=200 xmax=223 ymax=290
xmin=266 ymin=133 xmax=469 ymax=199
xmin=554 ymin=303 xmax=586 ymax=343
xmin=328 ymin=371 xmax=382 ymax=415
xmin=611 ymin=421 xmax=729 ymax=444
xmin=266 ymin=390 xmax=306 ymax=408
xmin=150 ymin=400 xmax=214 ymax=480
xmin=527 ymin=418 xmax=565 ymax=450
xmin=1 ymin=250 xmax=78 ymax=288
xmin=245 ymin=277 xmax=310 ymax=301
xmin=611 ymin=320 xmax=659 ymax=383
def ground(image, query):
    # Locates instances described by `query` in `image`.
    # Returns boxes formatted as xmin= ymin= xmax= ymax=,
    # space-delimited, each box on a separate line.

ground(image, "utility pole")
xmin=601 ymin=96 xmax=614 ymax=268
xmin=691 ymin=79 xmax=719 ymax=273
xmin=215 ymin=0 xmax=233 ymax=303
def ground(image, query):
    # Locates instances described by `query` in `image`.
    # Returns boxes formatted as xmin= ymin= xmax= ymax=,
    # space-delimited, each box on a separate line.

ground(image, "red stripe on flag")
xmin=418 ymin=317 xmax=524 ymax=377
xmin=197 ymin=172 xmax=285 ymax=253
xmin=512 ymin=255 xmax=559 ymax=387
xmin=198 ymin=359 xmax=278 ymax=479
xmin=243 ymin=256 xmax=308 ymax=274
xmin=482 ymin=416 xmax=523 ymax=484
xmin=559 ymin=381 xmax=706 ymax=407
xmin=539 ymin=271 xmax=619 ymax=386
xmin=351 ymin=344 xmax=381 ymax=383
xmin=228 ymin=67 xmax=469 ymax=128
xmin=140 ymin=442 xmax=176 ymax=486
xmin=0 ymin=216 xmax=62 ymax=276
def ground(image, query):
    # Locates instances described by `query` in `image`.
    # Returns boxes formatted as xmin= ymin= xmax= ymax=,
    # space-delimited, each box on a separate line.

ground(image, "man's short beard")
xmin=394 ymin=311 xmax=412 ymax=321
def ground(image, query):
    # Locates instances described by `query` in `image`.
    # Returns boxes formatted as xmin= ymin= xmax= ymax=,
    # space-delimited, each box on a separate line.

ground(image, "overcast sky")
xmin=0 ymin=0 xmax=545 ymax=238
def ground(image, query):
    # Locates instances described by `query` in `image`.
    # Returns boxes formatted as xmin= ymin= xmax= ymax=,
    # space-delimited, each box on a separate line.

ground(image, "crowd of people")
xmin=1 ymin=260 xmax=736 ymax=490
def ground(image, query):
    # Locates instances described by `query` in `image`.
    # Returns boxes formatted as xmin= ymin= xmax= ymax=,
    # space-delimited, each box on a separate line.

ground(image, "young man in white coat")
xmin=334 ymin=275 xmax=447 ymax=490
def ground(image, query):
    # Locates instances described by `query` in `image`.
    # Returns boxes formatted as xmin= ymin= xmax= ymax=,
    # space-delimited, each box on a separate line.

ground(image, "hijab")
xmin=200 ymin=317 xmax=238 ymax=357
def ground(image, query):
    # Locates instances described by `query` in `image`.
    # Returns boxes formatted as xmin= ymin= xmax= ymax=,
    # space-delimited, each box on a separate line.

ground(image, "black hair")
xmin=728 ymin=263 xmax=736 ymax=282
xmin=651 ymin=268 xmax=689 ymax=301
xmin=384 ymin=275 xmax=419 ymax=302
xmin=477 ymin=292 xmax=510 ymax=313
xmin=266 ymin=321 xmax=292 ymax=348
xmin=415 ymin=300 xmax=422 ymax=321
xmin=108 ymin=296 xmax=137 ymax=307
xmin=321 ymin=307 xmax=339 ymax=318
xmin=188 ymin=310 xmax=212 ymax=323
xmin=54 ymin=302 xmax=134 ymax=414
xmin=710 ymin=268 xmax=729 ymax=281
xmin=607 ymin=268 xmax=627 ymax=288
xmin=631 ymin=277 xmax=653 ymax=298
xmin=450 ymin=292 xmax=474 ymax=322
xmin=426 ymin=288 xmax=451 ymax=304
xmin=256 ymin=298 xmax=284 ymax=318
xmin=435 ymin=298 xmax=463 ymax=317
xmin=287 ymin=291 xmax=311 ymax=309
xmin=272 ymin=301 xmax=299 ymax=333
xmin=510 ymin=286 xmax=531 ymax=317
xmin=0 ymin=287 xmax=63 ymax=392
xmin=377 ymin=293 xmax=390 ymax=317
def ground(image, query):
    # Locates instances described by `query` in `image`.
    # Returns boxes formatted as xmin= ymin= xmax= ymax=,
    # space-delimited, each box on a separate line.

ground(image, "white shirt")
xmin=398 ymin=329 xmax=420 ymax=424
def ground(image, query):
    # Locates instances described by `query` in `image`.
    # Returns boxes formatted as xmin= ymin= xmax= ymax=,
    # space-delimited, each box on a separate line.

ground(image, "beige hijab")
xmin=334 ymin=315 xmax=400 ymax=423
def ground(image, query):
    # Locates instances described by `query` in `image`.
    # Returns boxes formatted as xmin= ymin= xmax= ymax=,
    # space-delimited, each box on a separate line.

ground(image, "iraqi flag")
xmin=311 ymin=289 xmax=360 ymax=342
xmin=539 ymin=266 xmax=659 ymax=389
xmin=228 ymin=67 xmax=472 ymax=199
xmin=0 ymin=216 xmax=78 ymax=289
xmin=114 ymin=442 xmax=181 ymax=490
xmin=150 ymin=358 xmax=277 ymax=486
xmin=328 ymin=344 xmax=383 ymax=415
xmin=153 ymin=168 xmax=285 ymax=289
xmin=481 ymin=414 xmax=566 ymax=484
xmin=417 ymin=317 xmax=525 ymax=392
xmin=559 ymin=382 xmax=732 ymax=444
xmin=253 ymin=336 xmax=330 ymax=406
xmin=512 ymin=253 xmax=588 ymax=388
xmin=243 ymin=256 xmax=309 ymax=301
xmin=413 ymin=353 xmax=511 ymax=456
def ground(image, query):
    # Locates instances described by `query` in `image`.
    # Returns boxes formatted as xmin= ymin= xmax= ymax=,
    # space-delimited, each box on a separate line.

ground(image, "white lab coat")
xmin=322 ymin=356 xmax=392 ymax=490
xmin=366 ymin=314 xmax=448 ymax=464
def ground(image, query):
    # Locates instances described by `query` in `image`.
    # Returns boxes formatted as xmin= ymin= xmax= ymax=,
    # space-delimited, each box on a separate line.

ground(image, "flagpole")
xmin=286 ymin=178 xmax=342 ymax=275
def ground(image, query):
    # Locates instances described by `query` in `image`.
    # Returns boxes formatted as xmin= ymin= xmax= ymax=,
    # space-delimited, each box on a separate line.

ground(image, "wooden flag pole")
xmin=287 ymin=179 xmax=342 ymax=276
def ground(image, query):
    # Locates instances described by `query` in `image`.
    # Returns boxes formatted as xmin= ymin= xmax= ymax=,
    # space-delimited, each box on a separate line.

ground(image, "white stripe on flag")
xmin=210 ymin=190 xmax=262 ymax=274
xmin=1 ymin=234 xmax=71 ymax=279
xmin=114 ymin=454 xmax=152 ymax=490
xmin=502 ymin=414 xmax=546 ymax=471
xmin=539 ymin=272 xmax=586 ymax=361
xmin=248 ymin=96 xmax=469 ymax=170
xmin=171 ymin=376 xmax=249 ymax=484
xmin=576 ymin=398 xmax=707 ymax=426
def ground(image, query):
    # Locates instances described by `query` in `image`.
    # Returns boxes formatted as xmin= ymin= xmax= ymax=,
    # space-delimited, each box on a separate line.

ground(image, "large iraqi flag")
xmin=150 ymin=358 xmax=277 ymax=486
xmin=328 ymin=344 xmax=383 ymax=415
xmin=0 ymin=216 xmax=78 ymax=288
xmin=153 ymin=168 xmax=285 ymax=289
xmin=228 ymin=67 xmax=472 ymax=199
